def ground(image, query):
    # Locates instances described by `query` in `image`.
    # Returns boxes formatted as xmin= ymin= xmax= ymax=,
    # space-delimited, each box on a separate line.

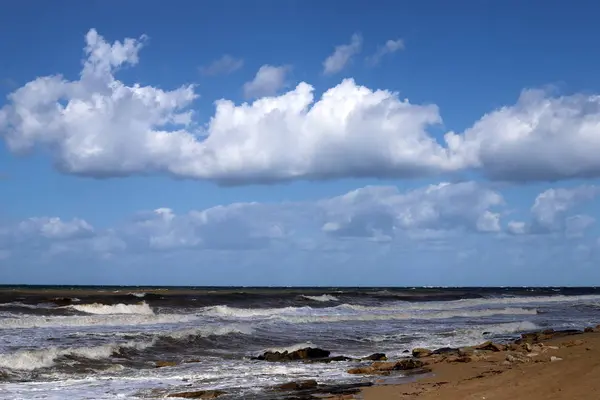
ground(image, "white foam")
xmin=0 ymin=340 xmax=153 ymax=371
xmin=263 ymin=342 xmax=316 ymax=353
xmin=202 ymin=303 xmax=537 ymax=323
xmin=202 ymin=305 xmax=311 ymax=318
xmin=278 ymin=307 xmax=537 ymax=324
xmin=301 ymin=295 xmax=339 ymax=302
xmin=129 ymin=292 xmax=147 ymax=298
xmin=162 ymin=324 xmax=254 ymax=340
xmin=0 ymin=313 xmax=195 ymax=329
xmin=0 ymin=302 xmax=50 ymax=310
xmin=67 ymin=302 xmax=154 ymax=315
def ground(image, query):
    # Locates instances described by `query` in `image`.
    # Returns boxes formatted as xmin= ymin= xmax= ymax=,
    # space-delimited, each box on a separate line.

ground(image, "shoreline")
xmin=359 ymin=327 xmax=600 ymax=399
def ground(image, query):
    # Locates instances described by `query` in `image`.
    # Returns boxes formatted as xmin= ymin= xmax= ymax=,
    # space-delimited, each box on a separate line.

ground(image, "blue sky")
xmin=1 ymin=0 xmax=600 ymax=286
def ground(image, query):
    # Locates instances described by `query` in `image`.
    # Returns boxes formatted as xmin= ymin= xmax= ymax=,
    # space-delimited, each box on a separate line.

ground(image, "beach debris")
xmin=550 ymin=356 xmax=563 ymax=362
xmin=167 ymin=390 xmax=226 ymax=398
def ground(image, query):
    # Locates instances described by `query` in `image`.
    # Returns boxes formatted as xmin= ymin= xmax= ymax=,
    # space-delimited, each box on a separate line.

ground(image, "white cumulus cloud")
xmin=3 ymin=30 xmax=600 ymax=184
xmin=447 ymin=89 xmax=600 ymax=181
xmin=323 ymin=33 xmax=363 ymax=75
xmin=17 ymin=217 xmax=94 ymax=240
xmin=320 ymin=181 xmax=504 ymax=237
xmin=508 ymin=186 xmax=598 ymax=235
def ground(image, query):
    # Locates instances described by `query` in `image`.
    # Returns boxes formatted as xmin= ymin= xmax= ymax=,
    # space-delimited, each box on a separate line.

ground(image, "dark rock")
xmin=402 ymin=350 xmax=410 ymax=353
xmin=167 ymin=390 xmax=226 ymax=398
xmin=393 ymin=359 xmax=426 ymax=370
xmin=474 ymin=341 xmax=505 ymax=352
xmin=275 ymin=380 xmax=318 ymax=391
xmin=348 ymin=359 xmax=425 ymax=375
xmin=412 ymin=348 xmax=433 ymax=358
xmin=584 ymin=327 xmax=594 ymax=333
xmin=305 ymin=356 xmax=357 ymax=363
xmin=254 ymin=347 xmax=331 ymax=362
xmin=362 ymin=353 xmax=387 ymax=361
xmin=432 ymin=347 xmax=460 ymax=355
xmin=517 ymin=329 xmax=582 ymax=344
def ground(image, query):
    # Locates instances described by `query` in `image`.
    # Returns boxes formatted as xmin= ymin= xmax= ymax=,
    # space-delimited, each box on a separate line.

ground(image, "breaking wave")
xmin=0 ymin=340 xmax=153 ymax=371
xmin=201 ymin=304 xmax=537 ymax=323
xmin=301 ymin=295 xmax=339 ymax=302
xmin=0 ymin=313 xmax=195 ymax=329
xmin=0 ymin=324 xmax=253 ymax=371
xmin=67 ymin=302 xmax=154 ymax=315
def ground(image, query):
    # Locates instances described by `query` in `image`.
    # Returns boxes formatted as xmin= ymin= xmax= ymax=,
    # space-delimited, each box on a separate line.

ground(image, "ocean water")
xmin=1 ymin=286 xmax=600 ymax=399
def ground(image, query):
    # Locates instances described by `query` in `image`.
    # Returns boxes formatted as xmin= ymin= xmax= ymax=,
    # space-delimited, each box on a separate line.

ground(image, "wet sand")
xmin=362 ymin=331 xmax=600 ymax=400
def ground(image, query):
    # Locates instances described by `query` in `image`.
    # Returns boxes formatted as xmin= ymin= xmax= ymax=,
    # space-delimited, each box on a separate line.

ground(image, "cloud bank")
xmin=2 ymin=30 xmax=600 ymax=185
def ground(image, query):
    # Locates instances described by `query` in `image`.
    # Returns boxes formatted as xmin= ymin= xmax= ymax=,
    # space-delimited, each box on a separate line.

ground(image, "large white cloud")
xmin=447 ymin=90 xmax=600 ymax=181
xmin=2 ymin=29 xmax=600 ymax=184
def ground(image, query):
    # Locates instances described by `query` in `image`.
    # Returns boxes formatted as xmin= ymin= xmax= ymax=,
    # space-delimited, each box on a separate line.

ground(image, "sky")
xmin=1 ymin=0 xmax=600 ymax=286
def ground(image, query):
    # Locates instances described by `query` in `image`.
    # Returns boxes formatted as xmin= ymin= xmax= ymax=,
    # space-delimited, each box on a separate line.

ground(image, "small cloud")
xmin=507 ymin=221 xmax=527 ymax=235
xmin=323 ymin=33 xmax=362 ymax=75
xmin=200 ymin=55 xmax=244 ymax=76
xmin=243 ymin=64 xmax=290 ymax=99
xmin=367 ymin=38 xmax=405 ymax=66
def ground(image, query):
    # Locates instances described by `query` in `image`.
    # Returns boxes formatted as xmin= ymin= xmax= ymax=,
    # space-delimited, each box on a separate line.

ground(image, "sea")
xmin=1 ymin=286 xmax=600 ymax=399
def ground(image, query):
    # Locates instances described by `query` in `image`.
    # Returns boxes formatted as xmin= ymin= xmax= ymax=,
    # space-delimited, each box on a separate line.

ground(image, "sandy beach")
xmin=361 ymin=329 xmax=600 ymax=400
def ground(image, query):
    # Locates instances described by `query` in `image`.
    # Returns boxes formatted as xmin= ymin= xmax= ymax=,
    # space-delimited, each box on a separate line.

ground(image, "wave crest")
xmin=301 ymin=295 xmax=339 ymax=302
xmin=68 ymin=302 xmax=154 ymax=315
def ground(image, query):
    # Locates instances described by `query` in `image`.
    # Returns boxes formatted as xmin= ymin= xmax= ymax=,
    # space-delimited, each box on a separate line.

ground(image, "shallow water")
xmin=1 ymin=286 xmax=599 ymax=399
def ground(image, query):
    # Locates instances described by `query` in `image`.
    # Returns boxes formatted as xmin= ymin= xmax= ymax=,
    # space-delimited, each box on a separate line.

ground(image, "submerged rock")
xmin=275 ymin=379 xmax=318 ymax=391
xmin=167 ymin=390 xmax=226 ymax=398
xmin=305 ymin=355 xmax=357 ymax=363
xmin=155 ymin=361 xmax=178 ymax=368
xmin=362 ymin=353 xmax=387 ymax=361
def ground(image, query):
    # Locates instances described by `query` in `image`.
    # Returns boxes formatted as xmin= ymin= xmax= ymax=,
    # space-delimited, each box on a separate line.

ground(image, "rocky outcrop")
xmin=516 ymin=329 xmax=582 ymax=344
xmin=167 ymin=390 xmax=226 ymax=398
xmin=275 ymin=380 xmax=318 ymax=391
xmin=412 ymin=348 xmax=433 ymax=358
xmin=362 ymin=353 xmax=387 ymax=361
xmin=253 ymin=347 xmax=331 ymax=362
xmin=347 ymin=359 xmax=426 ymax=375
xmin=475 ymin=341 xmax=505 ymax=352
